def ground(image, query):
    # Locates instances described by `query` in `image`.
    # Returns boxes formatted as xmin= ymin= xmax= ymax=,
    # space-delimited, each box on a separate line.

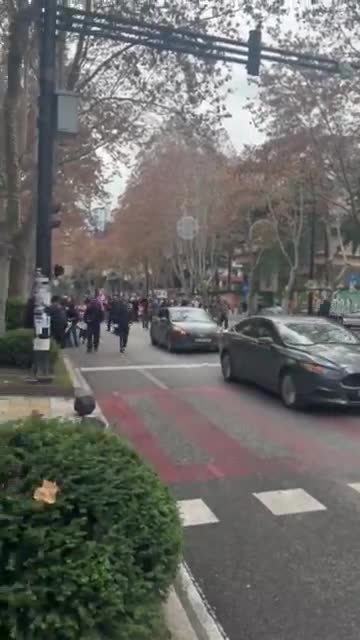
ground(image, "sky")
xmin=223 ymin=64 xmax=264 ymax=151
xmin=108 ymin=1 xmax=305 ymax=206
xmin=108 ymin=64 xmax=264 ymax=206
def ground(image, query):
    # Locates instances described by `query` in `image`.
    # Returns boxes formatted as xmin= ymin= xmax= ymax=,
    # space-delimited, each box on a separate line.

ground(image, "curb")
xmin=64 ymin=356 xmax=227 ymax=640
xmin=175 ymin=564 xmax=229 ymax=640
xmin=164 ymin=588 xmax=198 ymax=640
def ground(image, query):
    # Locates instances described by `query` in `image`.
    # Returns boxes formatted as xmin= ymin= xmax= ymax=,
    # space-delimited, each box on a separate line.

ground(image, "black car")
xmin=220 ymin=315 xmax=360 ymax=409
xmin=151 ymin=306 xmax=219 ymax=352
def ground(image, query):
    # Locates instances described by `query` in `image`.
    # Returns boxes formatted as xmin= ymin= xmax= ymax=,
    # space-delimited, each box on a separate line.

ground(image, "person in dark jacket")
xmin=113 ymin=298 xmax=130 ymax=353
xmin=106 ymin=296 xmax=113 ymax=332
xmin=84 ymin=298 xmax=104 ymax=353
xmin=141 ymin=297 xmax=149 ymax=329
xmin=66 ymin=299 xmax=79 ymax=347
xmin=49 ymin=296 xmax=67 ymax=348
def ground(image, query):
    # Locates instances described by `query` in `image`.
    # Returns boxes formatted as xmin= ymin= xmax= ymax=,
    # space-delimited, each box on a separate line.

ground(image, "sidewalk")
xmin=0 ymin=395 xmax=104 ymax=423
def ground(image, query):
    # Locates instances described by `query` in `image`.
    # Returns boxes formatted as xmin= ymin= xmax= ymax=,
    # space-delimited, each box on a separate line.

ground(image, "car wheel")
xmin=221 ymin=351 xmax=234 ymax=382
xmin=280 ymin=372 xmax=301 ymax=409
xmin=150 ymin=332 xmax=157 ymax=346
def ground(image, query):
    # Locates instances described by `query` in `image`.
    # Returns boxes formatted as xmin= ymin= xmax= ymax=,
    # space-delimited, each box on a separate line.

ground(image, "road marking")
xmin=80 ymin=362 xmax=219 ymax=372
xmin=178 ymin=499 xmax=219 ymax=527
xmin=348 ymin=482 xmax=360 ymax=493
xmin=253 ymin=488 xmax=327 ymax=516
xmin=139 ymin=368 xmax=169 ymax=390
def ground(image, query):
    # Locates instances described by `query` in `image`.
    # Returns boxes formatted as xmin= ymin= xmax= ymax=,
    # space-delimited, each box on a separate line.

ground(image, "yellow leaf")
xmin=33 ymin=480 xmax=59 ymax=505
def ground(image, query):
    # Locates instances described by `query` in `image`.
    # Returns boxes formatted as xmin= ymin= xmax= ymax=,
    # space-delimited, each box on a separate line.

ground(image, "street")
xmin=69 ymin=323 xmax=360 ymax=640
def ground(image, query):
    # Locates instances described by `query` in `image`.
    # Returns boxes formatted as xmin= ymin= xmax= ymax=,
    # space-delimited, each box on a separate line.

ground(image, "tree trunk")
xmin=8 ymin=199 xmax=36 ymax=299
xmin=282 ymin=267 xmax=297 ymax=313
xmin=247 ymin=265 xmax=257 ymax=315
xmin=0 ymin=239 xmax=11 ymax=335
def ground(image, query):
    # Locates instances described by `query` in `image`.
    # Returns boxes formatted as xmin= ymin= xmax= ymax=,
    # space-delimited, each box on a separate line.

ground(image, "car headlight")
xmin=172 ymin=326 xmax=187 ymax=336
xmin=300 ymin=362 xmax=340 ymax=376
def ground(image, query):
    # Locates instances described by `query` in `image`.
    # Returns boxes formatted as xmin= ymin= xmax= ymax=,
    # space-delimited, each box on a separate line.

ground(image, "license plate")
xmin=195 ymin=338 xmax=211 ymax=343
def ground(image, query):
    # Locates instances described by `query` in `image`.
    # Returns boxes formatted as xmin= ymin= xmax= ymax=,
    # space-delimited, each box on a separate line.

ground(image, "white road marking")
xmin=81 ymin=362 xmax=219 ymax=372
xmin=348 ymin=482 xmax=360 ymax=494
xmin=253 ymin=488 xmax=327 ymax=516
xmin=178 ymin=499 xmax=219 ymax=527
xmin=139 ymin=368 xmax=169 ymax=390
xmin=177 ymin=563 xmax=229 ymax=640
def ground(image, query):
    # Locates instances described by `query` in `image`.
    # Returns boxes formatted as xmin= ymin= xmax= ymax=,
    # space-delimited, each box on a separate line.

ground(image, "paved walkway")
xmin=0 ymin=396 xmax=106 ymax=423
xmin=0 ymin=396 xmax=76 ymax=422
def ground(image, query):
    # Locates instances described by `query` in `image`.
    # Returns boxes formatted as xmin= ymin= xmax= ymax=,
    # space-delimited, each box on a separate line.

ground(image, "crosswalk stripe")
xmin=348 ymin=482 xmax=360 ymax=494
xmin=178 ymin=499 xmax=219 ymax=527
xmin=81 ymin=362 xmax=219 ymax=372
xmin=253 ymin=488 xmax=327 ymax=516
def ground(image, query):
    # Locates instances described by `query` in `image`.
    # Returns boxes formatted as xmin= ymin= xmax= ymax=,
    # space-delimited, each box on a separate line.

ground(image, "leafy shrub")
xmin=0 ymin=329 xmax=59 ymax=369
xmin=0 ymin=328 xmax=34 ymax=367
xmin=0 ymin=419 xmax=182 ymax=640
xmin=6 ymin=297 xmax=27 ymax=330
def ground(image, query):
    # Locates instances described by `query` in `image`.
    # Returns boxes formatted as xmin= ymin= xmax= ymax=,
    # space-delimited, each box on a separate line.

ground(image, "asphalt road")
xmin=69 ymin=323 xmax=360 ymax=640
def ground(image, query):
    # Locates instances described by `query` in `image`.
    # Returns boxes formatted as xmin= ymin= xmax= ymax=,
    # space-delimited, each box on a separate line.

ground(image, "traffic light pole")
xmin=37 ymin=0 xmax=57 ymax=277
xmin=32 ymin=0 xmax=57 ymax=382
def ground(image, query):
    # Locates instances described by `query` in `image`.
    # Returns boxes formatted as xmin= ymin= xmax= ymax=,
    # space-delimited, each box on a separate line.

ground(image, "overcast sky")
xmin=109 ymin=64 xmax=264 ymax=206
xmin=108 ymin=2 xmax=304 ymax=206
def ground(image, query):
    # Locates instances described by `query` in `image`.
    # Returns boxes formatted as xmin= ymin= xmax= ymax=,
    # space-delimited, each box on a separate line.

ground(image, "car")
xmin=219 ymin=314 xmax=360 ymax=409
xmin=342 ymin=311 xmax=360 ymax=331
xmin=150 ymin=306 xmax=220 ymax=352
xmin=260 ymin=305 xmax=284 ymax=316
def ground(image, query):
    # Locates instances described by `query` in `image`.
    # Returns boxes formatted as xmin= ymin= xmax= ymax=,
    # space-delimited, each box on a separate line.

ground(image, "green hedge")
xmin=6 ymin=297 xmax=27 ymax=330
xmin=0 ymin=418 xmax=182 ymax=639
xmin=0 ymin=329 xmax=59 ymax=369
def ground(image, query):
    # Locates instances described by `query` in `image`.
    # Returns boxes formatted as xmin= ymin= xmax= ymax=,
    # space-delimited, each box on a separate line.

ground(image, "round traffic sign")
xmin=176 ymin=215 xmax=199 ymax=241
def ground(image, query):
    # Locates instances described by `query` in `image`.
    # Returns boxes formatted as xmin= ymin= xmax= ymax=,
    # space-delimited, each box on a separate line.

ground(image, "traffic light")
xmin=247 ymin=26 xmax=262 ymax=76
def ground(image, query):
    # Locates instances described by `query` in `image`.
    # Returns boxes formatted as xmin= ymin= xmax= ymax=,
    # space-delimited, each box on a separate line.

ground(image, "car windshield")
xmin=277 ymin=321 xmax=360 ymax=346
xmin=170 ymin=308 xmax=212 ymax=323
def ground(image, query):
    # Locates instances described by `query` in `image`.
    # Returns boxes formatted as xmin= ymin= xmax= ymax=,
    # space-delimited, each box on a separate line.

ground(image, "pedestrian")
xmin=84 ymin=297 xmax=104 ymax=353
xmin=219 ymin=299 xmax=229 ymax=330
xmin=106 ymin=296 xmax=114 ymax=331
xmin=131 ymin=297 xmax=139 ymax=322
xmin=48 ymin=295 xmax=67 ymax=348
xmin=141 ymin=297 xmax=149 ymax=329
xmin=114 ymin=298 xmax=130 ymax=353
xmin=66 ymin=298 xmax=79 ymax=347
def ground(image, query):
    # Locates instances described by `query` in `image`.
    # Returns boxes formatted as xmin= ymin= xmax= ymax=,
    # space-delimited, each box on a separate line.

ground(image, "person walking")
xmin=114 ymin=298 xmax=130 ymax=353
xmin=84 ymin=298 xmax=104 ymax=353
xmin=141 ymin=297 xmax=149 ymax=329
xmin=66 ymin=299 xmax=79 ymax=347
xmin=48 ymin=296 xmax=67 ymax=348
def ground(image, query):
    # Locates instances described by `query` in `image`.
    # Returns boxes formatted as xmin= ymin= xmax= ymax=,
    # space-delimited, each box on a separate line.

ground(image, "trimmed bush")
xmin=0 ymin=328 xmax=34 ymax=367
xmin=0 ymin=329 xmax=59 ymax=369
xmin=6 ymin=297 xmax=27 ymax=330
xmin=0 ymin=418 xmax=182 ymax=640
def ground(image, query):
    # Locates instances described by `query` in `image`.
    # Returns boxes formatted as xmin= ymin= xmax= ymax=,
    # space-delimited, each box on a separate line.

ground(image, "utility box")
xmin=56 ymin=90 xmax=79 ymax=135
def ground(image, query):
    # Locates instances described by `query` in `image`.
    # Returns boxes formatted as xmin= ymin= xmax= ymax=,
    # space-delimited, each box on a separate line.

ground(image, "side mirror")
xmin=258 ymin=336 xmax=274 ymax=346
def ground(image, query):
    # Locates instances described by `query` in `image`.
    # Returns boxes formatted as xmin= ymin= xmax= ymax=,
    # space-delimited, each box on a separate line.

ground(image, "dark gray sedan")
xmin=220 ymin=315 xmax=360 ymax=409
xmin=151 ymin=306 xmax=219 ymax=352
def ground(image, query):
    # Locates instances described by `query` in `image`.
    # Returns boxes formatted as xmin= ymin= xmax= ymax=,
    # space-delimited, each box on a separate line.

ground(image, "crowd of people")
xmin=43 ymin=292 xmax=231 ymax=355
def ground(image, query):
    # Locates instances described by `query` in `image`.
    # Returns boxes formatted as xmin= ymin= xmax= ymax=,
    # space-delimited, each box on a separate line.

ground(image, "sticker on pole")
xmin=176 ymin=216 xmax=199 ymax=241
